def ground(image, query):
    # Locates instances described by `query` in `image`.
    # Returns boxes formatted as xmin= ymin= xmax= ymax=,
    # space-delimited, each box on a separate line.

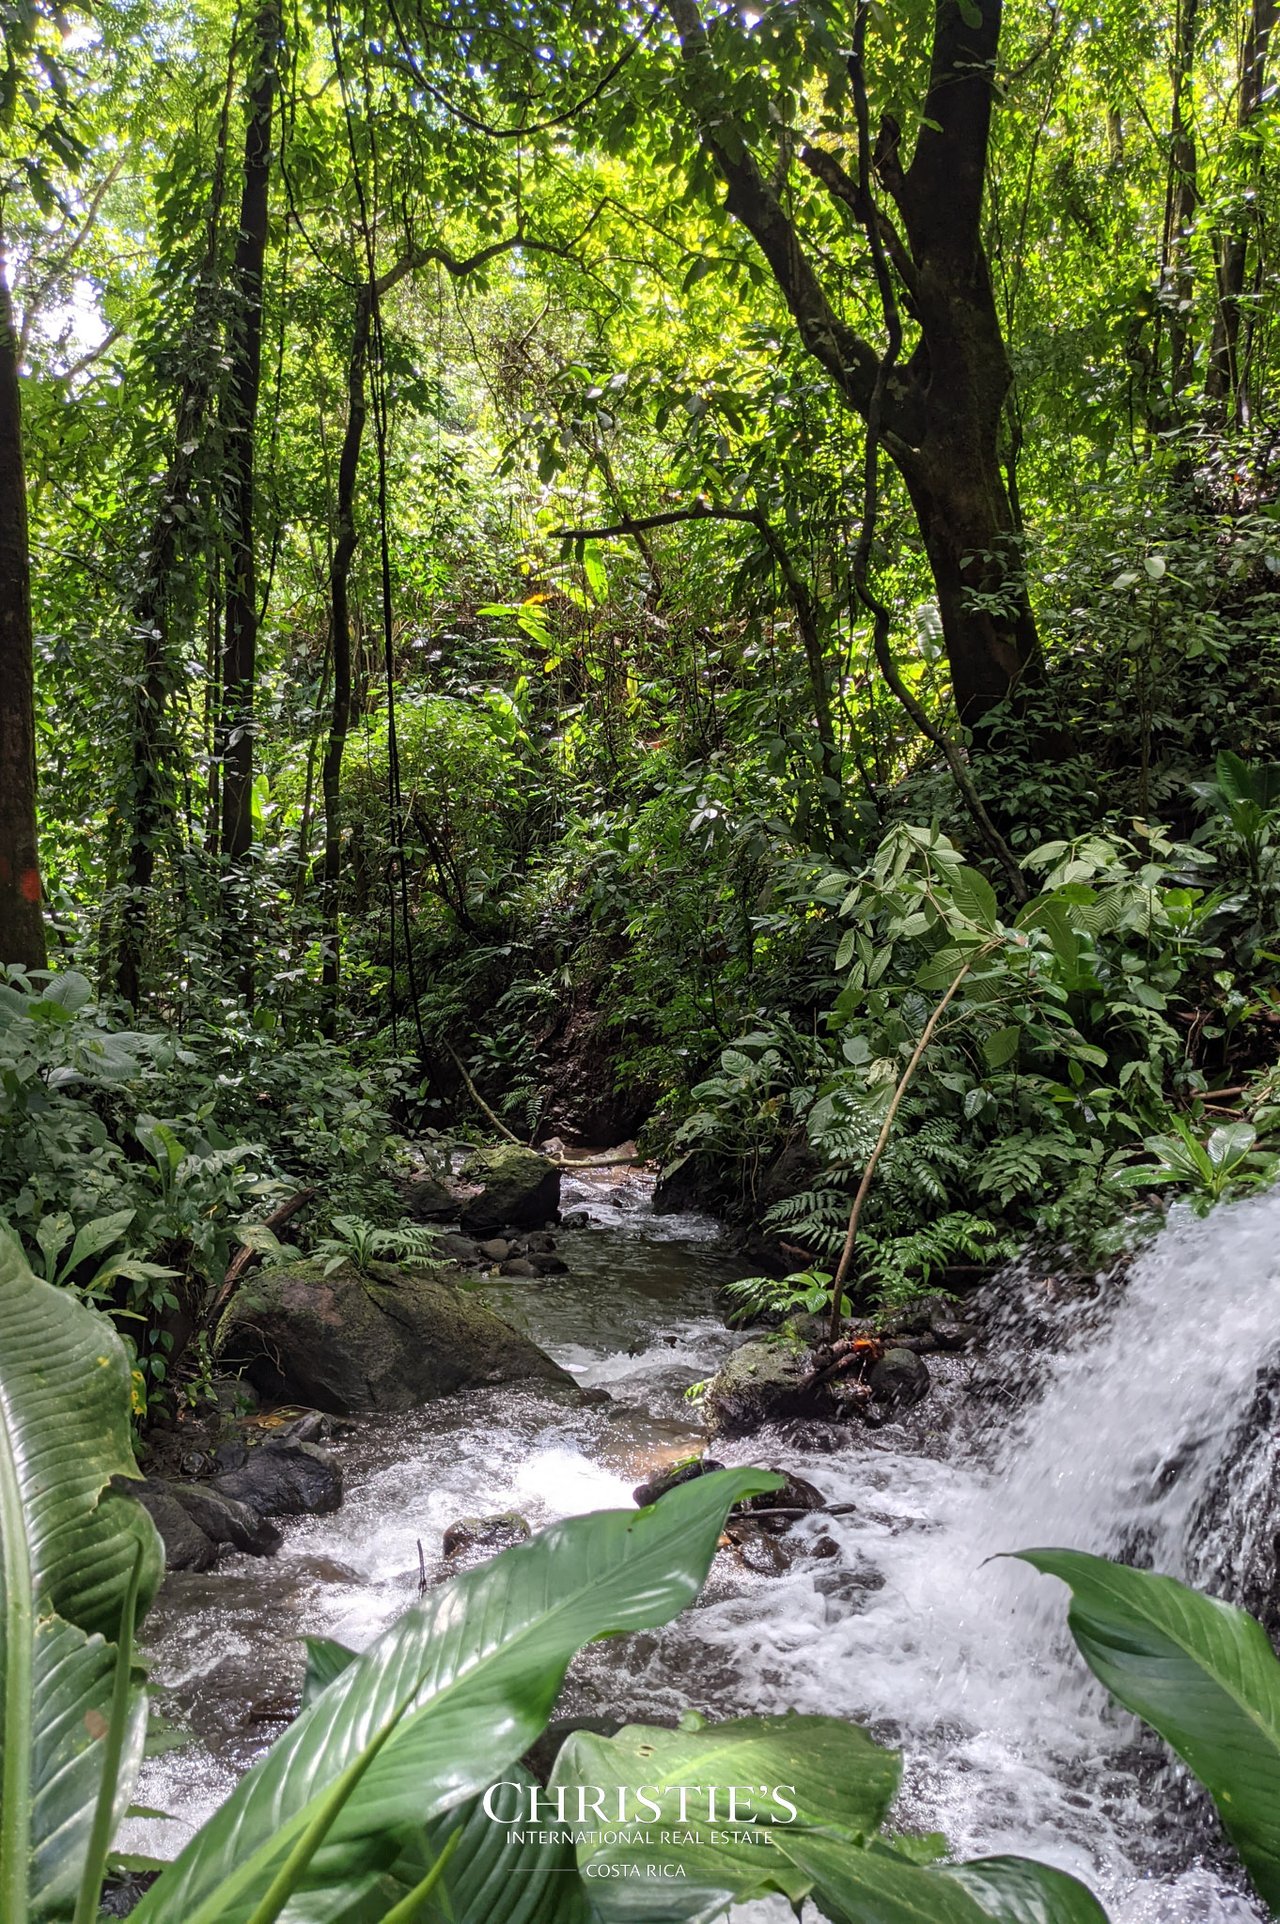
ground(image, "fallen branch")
xmin=210 ymin=1187 xmax=318 ymax=1323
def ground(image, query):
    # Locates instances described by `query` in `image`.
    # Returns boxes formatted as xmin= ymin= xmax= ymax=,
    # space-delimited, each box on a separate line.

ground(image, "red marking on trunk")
xmin=19 ymin=867 xmax=42 ymax=904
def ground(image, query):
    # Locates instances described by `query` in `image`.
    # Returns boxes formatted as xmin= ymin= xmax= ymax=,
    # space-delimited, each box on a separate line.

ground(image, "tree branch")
xmin=662 ymin=0 xmax=890 ymax=429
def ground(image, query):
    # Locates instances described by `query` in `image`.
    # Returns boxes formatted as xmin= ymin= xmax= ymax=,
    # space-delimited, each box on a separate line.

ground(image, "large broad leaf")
xmin=557 ymin=1715 xmax=1104 ymax=1924
xmin=0 ymin=1236 xmax=163 ymax=1922
xmin=1018 ymin=1549 xmax=1280 ymax=1913
xmin=263 ymin=1770 xmax=588 ymax=1924
xmin=553 ymin=1714 xmax=901 ymax=1921
xmin=134 ymin=1467 xmax=780 ymax=1924
xmin=779 ymin=1835 xmax=1108 ymax=1924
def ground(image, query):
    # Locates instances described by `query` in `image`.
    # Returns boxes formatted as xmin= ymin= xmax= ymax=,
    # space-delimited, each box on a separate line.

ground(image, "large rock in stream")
xmin=222 ymin=1259 xmax=576 ymax=1413
xmin=460 ymin=1146 xmax=560 ymax=1233
xmin=703 ymin=1332 xmax=832 ymax=1438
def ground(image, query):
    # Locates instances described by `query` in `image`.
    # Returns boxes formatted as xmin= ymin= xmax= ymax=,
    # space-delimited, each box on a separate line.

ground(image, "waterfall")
xmin=693 ymin=1189 xmax=1280 ymax=1922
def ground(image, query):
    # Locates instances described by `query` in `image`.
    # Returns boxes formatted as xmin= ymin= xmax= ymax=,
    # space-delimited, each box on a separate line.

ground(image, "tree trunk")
xmin=1163 ymin=0 xmax=1201 ymax=404
xmin=320 ymin=287 xmax=370 ymax=1020
xmin=218 ymin=0 xmax=281 ymax=871
xmin=1207 ymin=0 xmax=1276 ymax=422
xmin=116 ymin=38 xmax=236 ymax=1007
xmin=665 ymin=0 xmax=1040 ymax=732
xmin=0 ymin=244 xmax=47 ymax=972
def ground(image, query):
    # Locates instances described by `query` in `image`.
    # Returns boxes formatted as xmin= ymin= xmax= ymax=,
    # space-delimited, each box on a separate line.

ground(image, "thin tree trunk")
xmin=218 ymin=0 xmax=281 ymax=874
xmin=320 ymin=288 xmax=370 ymax=1018
xmin=1207 ymin=0 xmax=1277 ymax=422
xmin=0 ymin=242 xmax=47 ymax=972
xmin=1163 ymin=0 xmax=1201 ymax=403
xmin=116 ymin=40 xmax=236 ymax=1006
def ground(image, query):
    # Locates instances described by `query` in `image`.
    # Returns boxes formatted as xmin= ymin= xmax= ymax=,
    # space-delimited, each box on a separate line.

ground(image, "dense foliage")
xmin=3 ymin=0 xmax=1280 ymax=1373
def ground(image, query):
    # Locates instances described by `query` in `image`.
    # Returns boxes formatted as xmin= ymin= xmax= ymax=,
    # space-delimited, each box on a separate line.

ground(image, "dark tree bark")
xmin=0 ymin=244 xmax=47 ymax=972
xmin=217 ymin=0 xmax=281 ymax=870
xmin=1207 ymin=0 xmax=1277 ymax=422
xmin=320 ymin=286 xmax=371 ymax=1020
xmin=116 ymin=48 xmax=236 ymax=1007
xmin=665 ymin=0 xmax=1040 ymax=730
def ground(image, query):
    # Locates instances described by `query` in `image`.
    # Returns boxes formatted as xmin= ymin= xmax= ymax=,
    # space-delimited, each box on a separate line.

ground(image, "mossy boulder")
xmin=221 ymin=1259 xmax=575 ymax=1413
xmin=460 ymin=1146 xmax=561 ymax=1233
xmin=703 ymin=1330 xmax=831 ymax=1438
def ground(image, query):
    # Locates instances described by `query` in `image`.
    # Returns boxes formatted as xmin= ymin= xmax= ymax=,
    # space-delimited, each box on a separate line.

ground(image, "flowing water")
xmin=132 ymin=1173 xmax=1280 ymax=1922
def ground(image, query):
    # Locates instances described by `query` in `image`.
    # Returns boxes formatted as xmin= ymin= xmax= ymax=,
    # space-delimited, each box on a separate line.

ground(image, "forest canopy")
xmin=3 ymin=0 xmax=1280 ymax=1394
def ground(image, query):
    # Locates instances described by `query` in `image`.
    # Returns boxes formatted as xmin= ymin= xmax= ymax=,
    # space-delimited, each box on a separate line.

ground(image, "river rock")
xmin=735 ymin=1471 xmax=826 ymax=1534
xmin=130 ymin=1479 xmax=219 ymax=1571
xmin=562 ymin=1209 xmax=591 ymax=1229
xmin=633 ymin=1453 xmax=725 ymax=1506
xmin=501 ymin=1257 xmax=539 ymax=1277
xmin=868 ymin=1346 xmax=931 ymax=1412
xmin=170 ymin=1480 xmax=284 ymax=1554
xmin=531 ymin=1253 xmax=569 ymax=1275
xmin=439 ymin=1232 xmax=483 ymax=1263
xmin=477 ymin=1237 xmax=511 ymax=1262
xmin=703 ymin=1334 xmax=829 ymax=1438
xmin=460 ymin=1146 xmax=561 ymax=1233
xmin=211 ymin=1438 xmax=343 ymax=1517
xmin=222 ymin=1258 xmax=576 ymax=1413
xmin=442 ymin=1511 xmax=531 ymax=1559
xmin=401 ymin=1169 xmax=458 ymax=1222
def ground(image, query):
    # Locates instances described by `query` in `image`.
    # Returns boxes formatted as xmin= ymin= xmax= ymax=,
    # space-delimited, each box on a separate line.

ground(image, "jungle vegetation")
xmin=2 ymin=0 xmax=1280 ymax=1386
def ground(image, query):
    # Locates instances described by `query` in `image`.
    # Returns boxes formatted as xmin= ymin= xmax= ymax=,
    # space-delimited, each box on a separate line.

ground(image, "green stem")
xmin=0 ymin=1368 xmax=33 ymax=1924
xmin=73 ymin=1542 xmax=146 ymax=1924
xmin=377 ymin=1828 xmax=461 ymax=1924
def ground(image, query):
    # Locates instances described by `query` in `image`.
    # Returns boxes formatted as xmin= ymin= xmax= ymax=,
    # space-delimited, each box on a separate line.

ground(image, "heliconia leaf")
xmin=133 ymin=1468 xmax=780 ymax=1924
xmin=0 ymin=1237 xmax=163 ymax=1922
xmin=1017 ymin=1549 xmax=1280 ymax=1913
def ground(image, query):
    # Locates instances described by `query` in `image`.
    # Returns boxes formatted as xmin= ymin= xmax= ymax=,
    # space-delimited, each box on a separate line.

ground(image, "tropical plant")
xmin=312 ymin=1214 xmax=442 ymax=1276
xmin=1020 ymin=1550 xmax=1280 ymax=1915
xmin=1111 ymin=1119 xmax=1278 ymax=1206
xmin=724 ymin=1267 xmax=848 ymax=1326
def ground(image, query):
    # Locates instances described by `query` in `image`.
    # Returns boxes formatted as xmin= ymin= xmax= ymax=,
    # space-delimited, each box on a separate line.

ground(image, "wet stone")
xmin=868 ymin=1346 xmax=931 ymax=1412
xmin=442 ymin=1511 xmax=532 ymax=1563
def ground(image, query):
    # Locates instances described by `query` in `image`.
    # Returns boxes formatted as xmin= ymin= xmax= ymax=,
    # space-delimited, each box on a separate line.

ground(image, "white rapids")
xmin=132 ymin=1174 xmax=1280 ymax=1923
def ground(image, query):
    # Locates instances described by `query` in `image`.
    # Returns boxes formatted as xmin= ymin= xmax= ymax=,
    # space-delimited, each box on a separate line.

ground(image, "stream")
xmin=132 ymin=1168 xmax=1280 ymax=1923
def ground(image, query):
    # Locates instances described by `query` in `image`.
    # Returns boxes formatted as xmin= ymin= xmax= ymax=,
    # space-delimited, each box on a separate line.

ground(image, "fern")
xmin=860 ymin=1213 xmax=1016 ymax=1309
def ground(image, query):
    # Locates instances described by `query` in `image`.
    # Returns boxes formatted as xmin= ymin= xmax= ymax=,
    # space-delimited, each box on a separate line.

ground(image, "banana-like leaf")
xmin=395 ymin=1768 xmax=588 ymax=1924
xmin=134 ymin=1467 xmax=780 ymax=1924
xmin=554 ymin=1714 xmax=901 ymax=1921
xmin=302 ymin=1637 xmax=357 ymax=1710
xmin=779 ymin=1835 xmax=1109 ymax=1924
xmin=1018 ymin=1548 xmax=1280 ymax=1913
xmin=0 ymin=1237 xmax=163 ymax=1923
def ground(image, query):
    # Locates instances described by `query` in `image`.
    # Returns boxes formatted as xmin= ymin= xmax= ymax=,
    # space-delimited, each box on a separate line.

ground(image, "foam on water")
xmin=132 ymin=1179 xmax=1280 ymax=1922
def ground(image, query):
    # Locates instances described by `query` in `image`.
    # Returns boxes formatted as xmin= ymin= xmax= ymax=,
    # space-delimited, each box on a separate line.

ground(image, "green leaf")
xmin=951 ymin=867 xmax=999 ymax=931
xmin=133 ymin=1468 xmax=780 ymax=1924
xmin=59 ymin=1209 xmax=138 ymax=1287
xmin=1205 ymin=1122 xmax=1256 ymax=1173
xmin=778 ymin=1833 xmax=1108 ymax=1924
xmin=302 ymin=1637 xmax=357 ymax=1709
xmin=983 ymin=1026 xmax=1021 ymax=1069
xmin=1016 ymin=1550 xmax=1280 ymax=1911
xmin=555 ymin=1713 xmax=901 ymax=1919
xmin=0 ymin=1237 xmax=163 ymax=1923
